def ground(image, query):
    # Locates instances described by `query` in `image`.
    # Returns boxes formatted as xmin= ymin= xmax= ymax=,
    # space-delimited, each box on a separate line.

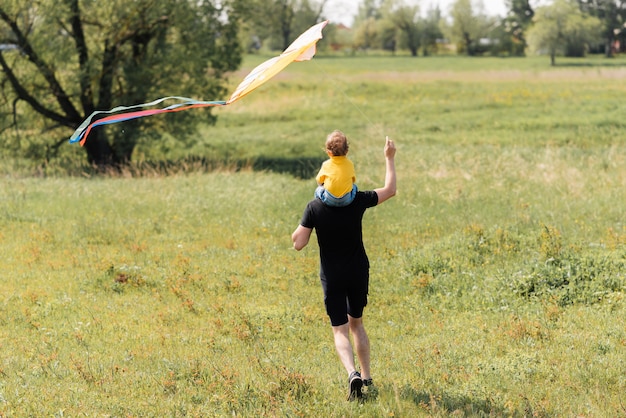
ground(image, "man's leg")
xmin=331 ymin=323 xmax=357 ymax=375
xmin=348 ymin=315 xmax=371 ymax=381
xmin=332 ymin=323 xmax=363 ymax=400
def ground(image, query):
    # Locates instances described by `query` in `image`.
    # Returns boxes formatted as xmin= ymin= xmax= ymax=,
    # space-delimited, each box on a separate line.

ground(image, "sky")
xmin=323 ymin=0 xmax=509 ymax=26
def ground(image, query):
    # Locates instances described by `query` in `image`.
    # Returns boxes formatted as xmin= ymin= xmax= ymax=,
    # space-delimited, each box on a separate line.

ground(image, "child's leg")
xmin=315 ymin=185 xmax=326 ymax=201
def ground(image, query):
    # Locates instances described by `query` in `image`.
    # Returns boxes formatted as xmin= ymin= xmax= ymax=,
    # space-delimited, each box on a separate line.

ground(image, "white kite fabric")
xmin=69 ymin=20 xmax=329 ymax=146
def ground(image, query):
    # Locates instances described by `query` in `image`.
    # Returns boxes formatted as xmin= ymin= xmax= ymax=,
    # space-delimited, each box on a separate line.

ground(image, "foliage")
xmin=351 ymin=0 xmax=444 ymax=56
xmin=578 ymin=0 xmax=626 ymax=57
xmin=527 ymin=0 xmax=603 ymax=65
xmin=448 ymin=0 xmax=498 ymax=55
xmin=502 ymin=0 xmax=536 ymax=55
xmin=354 ymin=0 xmax=385 ymax=26
xmin=420 ymin=5 xmax=446 ymax=56
xmin=512 ymin=251 xmax=626 ymax=306
xmin=389 ymin=3 xmax=422 ymax=56
xmin=237 ymin=0 xmax=326 ymax=51
xmin=353 ymin=16 xmax=381 ymax=50
xmin=352 ymin=0 xmax=393 ymax=51
xmin=0 ymin=0 xmax=242 ymax=167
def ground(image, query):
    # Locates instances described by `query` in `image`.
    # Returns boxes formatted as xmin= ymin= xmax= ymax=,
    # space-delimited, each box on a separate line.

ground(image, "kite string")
xmin=312 ymin=59 xmax=386 ymax=139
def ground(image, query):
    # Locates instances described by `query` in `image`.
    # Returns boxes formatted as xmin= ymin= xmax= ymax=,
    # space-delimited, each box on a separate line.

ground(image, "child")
xmin=315 ymin=130 xmax=358 ymax=207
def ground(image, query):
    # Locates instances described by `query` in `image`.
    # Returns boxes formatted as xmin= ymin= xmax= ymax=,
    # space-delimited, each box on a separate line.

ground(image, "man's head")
xmin=325 ymin=130 xmax=349 ymax=156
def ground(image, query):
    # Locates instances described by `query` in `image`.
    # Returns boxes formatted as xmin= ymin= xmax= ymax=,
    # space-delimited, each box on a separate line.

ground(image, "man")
xmin=291 ymin=136 xmax=397 ymax=401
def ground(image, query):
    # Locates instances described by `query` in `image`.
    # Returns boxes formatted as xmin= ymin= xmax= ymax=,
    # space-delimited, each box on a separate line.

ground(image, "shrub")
xmin=510 ymin=252 xmax=626 ymax=306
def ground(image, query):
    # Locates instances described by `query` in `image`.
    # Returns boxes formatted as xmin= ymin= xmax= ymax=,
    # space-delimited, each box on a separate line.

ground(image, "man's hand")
xmin=384 ymin=136 xmax=396 ymax=159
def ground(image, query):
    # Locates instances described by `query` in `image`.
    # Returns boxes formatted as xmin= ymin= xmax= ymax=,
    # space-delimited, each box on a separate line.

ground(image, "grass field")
xmin=1 ymin=55 xmax=626 ymax=416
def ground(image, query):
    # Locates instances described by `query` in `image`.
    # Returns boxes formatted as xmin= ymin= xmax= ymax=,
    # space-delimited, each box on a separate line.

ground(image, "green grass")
xmin=1 ymin=55 xmax=626 ymax=416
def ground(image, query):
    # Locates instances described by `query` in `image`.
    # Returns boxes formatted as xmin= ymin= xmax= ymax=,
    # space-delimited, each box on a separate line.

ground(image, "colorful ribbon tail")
xmin=69 ymin=98 xmax=226 ymax=145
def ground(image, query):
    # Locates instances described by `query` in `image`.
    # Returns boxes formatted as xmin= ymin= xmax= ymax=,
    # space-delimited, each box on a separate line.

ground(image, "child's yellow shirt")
xmin=316 ymin=156 xmax=356 ymax=198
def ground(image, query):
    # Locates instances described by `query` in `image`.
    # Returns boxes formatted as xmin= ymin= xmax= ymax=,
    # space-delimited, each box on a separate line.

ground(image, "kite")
xmin=69 ymin=20 xmax=329 ymax=146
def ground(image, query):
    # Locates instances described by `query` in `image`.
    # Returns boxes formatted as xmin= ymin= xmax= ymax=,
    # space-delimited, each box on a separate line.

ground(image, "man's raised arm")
xmin=374 ymin=137 xmax=397 ymax=205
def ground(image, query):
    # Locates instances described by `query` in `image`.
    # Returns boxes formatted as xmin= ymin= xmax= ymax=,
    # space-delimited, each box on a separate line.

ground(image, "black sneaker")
xmin=362 ymin=378 xmax=377 ymax=400
xmin=347 ymin=371 xmax=363 ymax=401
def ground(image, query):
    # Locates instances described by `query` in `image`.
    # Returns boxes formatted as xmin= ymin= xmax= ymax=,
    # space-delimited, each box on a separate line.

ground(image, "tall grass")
xmin=1 ymin=55 xmax=625 ymax=416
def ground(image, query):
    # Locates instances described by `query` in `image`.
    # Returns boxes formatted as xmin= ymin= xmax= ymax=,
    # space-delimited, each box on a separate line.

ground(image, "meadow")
xmin=1 ymin=54 xmax=626 ymax=416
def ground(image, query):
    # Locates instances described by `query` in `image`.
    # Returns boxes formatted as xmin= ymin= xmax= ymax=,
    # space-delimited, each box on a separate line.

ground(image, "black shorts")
xmin=320 ymin=270 xmax=369 ymax=326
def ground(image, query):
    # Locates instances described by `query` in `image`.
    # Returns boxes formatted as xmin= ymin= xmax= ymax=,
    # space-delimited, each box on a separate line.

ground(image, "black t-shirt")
xmin=300 ymin=191 xmax=379 ymax=281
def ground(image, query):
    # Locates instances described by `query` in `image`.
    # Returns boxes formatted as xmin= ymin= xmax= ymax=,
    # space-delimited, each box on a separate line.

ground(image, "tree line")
xmin=336 ymin=0 xmax=623 ymax=62
xmin=0 ymin=0 xmax=624 ymax=168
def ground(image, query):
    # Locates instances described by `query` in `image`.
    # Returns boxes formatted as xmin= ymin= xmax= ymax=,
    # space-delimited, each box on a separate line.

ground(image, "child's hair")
xmin=325 ymin=130 xmax=349 ymax=156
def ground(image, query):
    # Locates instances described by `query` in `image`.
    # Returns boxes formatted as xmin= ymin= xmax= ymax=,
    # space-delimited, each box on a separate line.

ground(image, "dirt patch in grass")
xmin=331 ymin=68 xmax=626 ymax=82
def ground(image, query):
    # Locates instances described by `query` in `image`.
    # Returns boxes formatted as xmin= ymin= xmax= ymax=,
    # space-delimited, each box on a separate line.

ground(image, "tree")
xmin=353 ymin=16 xmax=380 ymax=51
xmin=502 ymin=0 xmax=535 ymax=55
xmin=352 ymin=0 xmax=443 ymax=56
xmin=449 ymin=0 xmax=494 ymax=55
xmin=377 ymin=18 xmax=399 ymax=53
xmin=420 ymin=6 xmax=445 ymax=56
xmin=526 ymin=0 xmax=602 ymax=65
xmin=354 ymin=0 xmax=385 ymax=26
xmin=390 ymin=3 xmax=422 ymax=56
xmin=0 ymin=0 xmax=241 ymax=168
xmin=242 ymin=0 xmax=327 ymax=51
xmin=350 ymin=0 xmax=382 ymax=51
xmin=577 ymin=0 xmax=626 ymax=57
